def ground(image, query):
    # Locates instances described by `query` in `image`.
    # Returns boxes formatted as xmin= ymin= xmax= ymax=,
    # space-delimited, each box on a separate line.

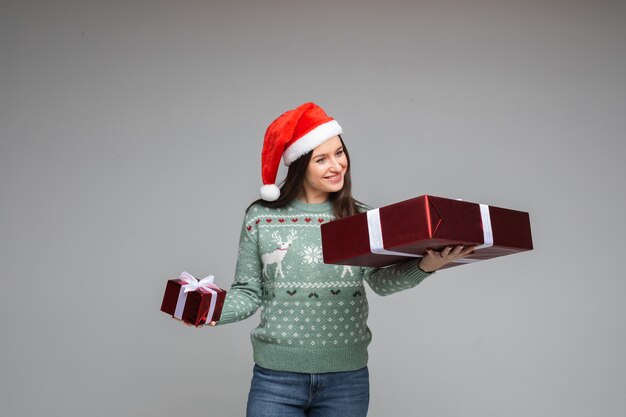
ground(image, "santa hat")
xmin=260 ymin=102 xmax=343 ymax=201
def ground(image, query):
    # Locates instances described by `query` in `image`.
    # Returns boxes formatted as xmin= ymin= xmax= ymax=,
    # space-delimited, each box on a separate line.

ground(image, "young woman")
xmin=211 ymin=102 xmax=474 ymax=417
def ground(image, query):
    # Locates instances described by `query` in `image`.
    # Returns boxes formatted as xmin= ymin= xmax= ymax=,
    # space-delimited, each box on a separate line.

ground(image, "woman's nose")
xmin=329 ymin=157 xmax=342 ymax=171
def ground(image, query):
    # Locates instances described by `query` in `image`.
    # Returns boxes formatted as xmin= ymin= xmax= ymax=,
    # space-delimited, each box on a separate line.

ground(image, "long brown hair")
xmin=247 ymin=136 xmax=363 ymax=219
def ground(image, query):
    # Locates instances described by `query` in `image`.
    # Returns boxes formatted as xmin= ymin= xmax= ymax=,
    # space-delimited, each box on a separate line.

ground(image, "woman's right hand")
xmin=182 ymin=320 xmax=217 ymax=327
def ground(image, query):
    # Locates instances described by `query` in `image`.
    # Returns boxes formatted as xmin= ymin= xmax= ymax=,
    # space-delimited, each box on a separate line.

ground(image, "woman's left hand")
xmin=418 ymin=245 xmax=477 ymax=272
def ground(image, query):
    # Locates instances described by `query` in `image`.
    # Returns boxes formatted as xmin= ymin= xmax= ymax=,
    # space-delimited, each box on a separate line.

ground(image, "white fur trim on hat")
xmin=260 ymin=184 xmax=281 ymax=201
xmin=283 ymin=120 xmax=343 ymax=166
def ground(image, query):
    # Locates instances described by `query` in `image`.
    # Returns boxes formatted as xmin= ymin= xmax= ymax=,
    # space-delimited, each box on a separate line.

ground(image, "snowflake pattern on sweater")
xmin=217 ymin=199 xmax=433 ymax=373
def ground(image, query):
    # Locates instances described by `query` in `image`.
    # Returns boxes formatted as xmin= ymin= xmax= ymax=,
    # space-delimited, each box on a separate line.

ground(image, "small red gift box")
xmin=321 ymin=195 xmax=533 ymax=269
xmin=160 ymin=272 xmax=227 ymax=327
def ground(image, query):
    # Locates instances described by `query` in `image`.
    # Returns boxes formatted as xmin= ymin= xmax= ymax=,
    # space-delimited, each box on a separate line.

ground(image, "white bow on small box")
xmin=174 ymin=271 xmax=221 ymax=323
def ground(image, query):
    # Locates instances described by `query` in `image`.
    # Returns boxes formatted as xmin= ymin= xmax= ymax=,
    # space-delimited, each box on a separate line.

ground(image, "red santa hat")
xmin=260 ymin=102 xmax=343 ymax=201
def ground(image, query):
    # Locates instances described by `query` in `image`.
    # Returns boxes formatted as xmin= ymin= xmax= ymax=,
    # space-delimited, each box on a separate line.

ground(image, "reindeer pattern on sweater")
xmin=217 ymin=199 xmax=433 ymax=373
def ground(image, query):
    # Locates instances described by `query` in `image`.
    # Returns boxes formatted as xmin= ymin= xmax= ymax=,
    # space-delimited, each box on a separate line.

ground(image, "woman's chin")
xmin=326 ymin=181 xmax=344 ymax=193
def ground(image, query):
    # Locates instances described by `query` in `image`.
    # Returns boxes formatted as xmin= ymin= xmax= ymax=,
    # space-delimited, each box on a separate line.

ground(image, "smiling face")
xmin=300 ymin=136 xmax=348 ymax=203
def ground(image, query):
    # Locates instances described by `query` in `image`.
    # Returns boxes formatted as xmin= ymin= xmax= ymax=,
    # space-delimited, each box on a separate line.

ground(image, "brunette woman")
xmin=211 ymin=102 xmax=473 ymax=417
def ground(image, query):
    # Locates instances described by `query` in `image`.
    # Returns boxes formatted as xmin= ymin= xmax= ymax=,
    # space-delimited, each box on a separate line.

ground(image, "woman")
xmin=212 ymin=102 xmax=474 ymax=417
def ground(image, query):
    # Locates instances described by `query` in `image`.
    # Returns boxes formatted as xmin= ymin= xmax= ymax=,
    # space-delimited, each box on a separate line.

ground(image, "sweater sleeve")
xmin=355 ymin=201 xmax=434 ymax=296
xmin=216 ymin=212 xmax=263 ymax=325
xmin=361 ymin=259 xmax=434 ymax=296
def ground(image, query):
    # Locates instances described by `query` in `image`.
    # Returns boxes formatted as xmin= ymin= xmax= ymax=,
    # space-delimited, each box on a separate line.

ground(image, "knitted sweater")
xmin=217 ymin=199 xmax=433 ymax=373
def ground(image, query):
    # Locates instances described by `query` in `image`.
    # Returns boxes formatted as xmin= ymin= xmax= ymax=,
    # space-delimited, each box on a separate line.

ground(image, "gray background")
xmin=2 ymin=1 xmax=625 ymax=416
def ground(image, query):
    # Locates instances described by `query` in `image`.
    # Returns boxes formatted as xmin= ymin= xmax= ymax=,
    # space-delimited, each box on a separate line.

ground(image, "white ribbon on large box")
xmin=174 ymin=271 xmax=220 ymax=323
xmin=366 ymin=203 xmax=494 ymax=264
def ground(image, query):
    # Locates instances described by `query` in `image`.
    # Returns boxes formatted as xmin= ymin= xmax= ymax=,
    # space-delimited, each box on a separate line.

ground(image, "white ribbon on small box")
xmin=174 ymin=271 xmax=221 ymax=324
xmin=366 ymin=203 xmax=494 ymax=264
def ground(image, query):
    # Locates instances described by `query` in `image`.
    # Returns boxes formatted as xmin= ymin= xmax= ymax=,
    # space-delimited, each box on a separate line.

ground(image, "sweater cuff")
xmin=214 ymin=309 xmax=237 ymax=326
xmin=397 ymin=259 xmax=435 ymax=283
xmin=416 ymin=261 xmax=433 ymax=274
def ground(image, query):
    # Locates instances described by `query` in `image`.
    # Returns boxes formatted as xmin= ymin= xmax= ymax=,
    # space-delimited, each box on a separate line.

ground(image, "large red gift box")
xmin=160 ymin=272 xmax=227 ymax=327
xmin=321 ymin=195 xmax=533 ymax=269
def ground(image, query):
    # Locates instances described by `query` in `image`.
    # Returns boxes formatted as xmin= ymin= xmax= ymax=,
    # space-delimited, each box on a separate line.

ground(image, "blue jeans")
xmin=246 ymin=364 xmax=370 ymax=417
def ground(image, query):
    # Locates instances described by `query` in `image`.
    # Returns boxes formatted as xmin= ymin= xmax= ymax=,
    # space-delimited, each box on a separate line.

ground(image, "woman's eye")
xmin=316 ymin=158 xmax=325 ymax=164
xmin=336 ymin=150 xmax=344 ymax=156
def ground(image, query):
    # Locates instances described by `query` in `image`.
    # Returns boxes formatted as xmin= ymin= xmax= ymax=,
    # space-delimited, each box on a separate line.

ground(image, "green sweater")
xmin=217 ymin=199 xmax=433 ymax=373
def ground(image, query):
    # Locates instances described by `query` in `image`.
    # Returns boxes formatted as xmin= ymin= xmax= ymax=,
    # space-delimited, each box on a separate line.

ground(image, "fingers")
xmin=421 ymin=244 xmax=478 ymax=272
xmin=426 ymin=245 xmax=476 ymax=260
xmin=426 ymin=247 xmax=451 ymax=259
xmin=440 ymin=245 xmax=476 ymax=259
xmin=451 ymin=245 xmax=464 ymax=256
xmin=459 ymin=245 xmax=477 ymax=257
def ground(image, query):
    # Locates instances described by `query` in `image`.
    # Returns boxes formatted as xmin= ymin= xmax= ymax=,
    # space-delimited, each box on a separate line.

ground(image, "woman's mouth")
xmin=324 ymin=173 xmax=342 ymax=183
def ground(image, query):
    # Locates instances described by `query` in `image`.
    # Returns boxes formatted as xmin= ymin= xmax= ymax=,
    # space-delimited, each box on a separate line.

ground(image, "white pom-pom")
xmin=260 ymin=184 xmax=280 ymax=201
